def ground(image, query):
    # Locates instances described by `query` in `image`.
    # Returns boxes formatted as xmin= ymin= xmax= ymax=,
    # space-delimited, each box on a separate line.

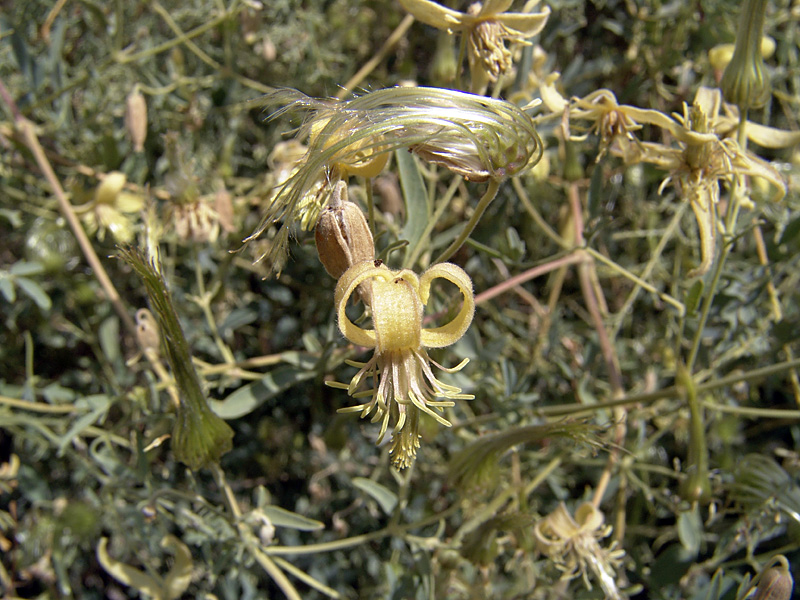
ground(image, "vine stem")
xmin=433 ymin=178 xmax=501 ymax=264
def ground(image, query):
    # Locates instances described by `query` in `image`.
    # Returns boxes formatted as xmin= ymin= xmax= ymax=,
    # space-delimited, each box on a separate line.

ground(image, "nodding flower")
xmin=328 ymin=260 xmax=475 ymax=469
xmin=398 ymin=0 xmax=551 ymax=93
xmin=244 ymin=86 xmax=543 ymax=273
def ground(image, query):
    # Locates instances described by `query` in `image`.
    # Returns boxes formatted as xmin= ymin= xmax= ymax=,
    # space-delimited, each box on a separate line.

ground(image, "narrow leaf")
xmin=352 ymin=477 xmax=398 ymax=515
xmin=261 ymin=506 xmax=324 ymax=531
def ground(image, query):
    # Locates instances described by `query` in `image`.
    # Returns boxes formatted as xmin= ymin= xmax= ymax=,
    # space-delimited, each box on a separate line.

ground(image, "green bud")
xmin=119 ymin=248 xmax=234 ymax=470
xmin=720 ymin=0 xmax=771 ymax=109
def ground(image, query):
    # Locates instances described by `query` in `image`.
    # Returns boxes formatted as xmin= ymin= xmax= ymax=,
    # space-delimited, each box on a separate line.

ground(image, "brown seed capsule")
xmin=315 ymin=181 xmax=375 ymax=303
xmin=753 ymin=565 xmax=794 ymax=600
xmin=125 ymin=88 xmax=148 ymax=153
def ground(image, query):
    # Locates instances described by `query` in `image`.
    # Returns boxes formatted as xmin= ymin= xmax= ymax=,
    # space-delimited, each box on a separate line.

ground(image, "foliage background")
xmin=1 ymin=0 xmax=800 ymax=598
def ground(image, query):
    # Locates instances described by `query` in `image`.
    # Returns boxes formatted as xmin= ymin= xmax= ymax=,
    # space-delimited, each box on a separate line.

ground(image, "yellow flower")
xmin=569 ymin=89 xmax=697 ymax=161
xmin=399 ymin=0 xmax=551 ymax=92
xmin=330 ymin=260 xmax=475 ymax=469
xmin=79 ymin=171 xmax=145 ymax=244
xmin=612 ymin=87 xmax=787 ymax=276
xmin=534 ymin=502 xmax=625 ymax=599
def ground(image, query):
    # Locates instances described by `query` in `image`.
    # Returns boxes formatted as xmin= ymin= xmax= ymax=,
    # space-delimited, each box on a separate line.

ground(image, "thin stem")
xmin=608 ymin=202 xmax=689 ymax=336
xmin=752 ymin=221 xmax=800 ymax=407
xmin=512 ymin=175 xmax=567 ymax=249
xmin=585 ymin=247 xmax=685 ymax=315
xmin=405 ymin=176 xmax=461 ymax=268
xmin=533 ymin=356 xmax=800 ymax=419
xmin=474 ymin=252 xmax=583 ymax=306
xmin=433 ymin=178 xmax=501 ymax=264
xmin=0 ymin=394 xmax=83 ymax=414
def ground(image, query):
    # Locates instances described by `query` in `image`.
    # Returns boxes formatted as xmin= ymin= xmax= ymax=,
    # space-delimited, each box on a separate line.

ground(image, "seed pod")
xmin=753 ymin=565 xmax=794 ymax=600
xmin=125 ymin=88 xmax=148 ymax=153
xmin=315 ymin=181 xmax=374 ymax=303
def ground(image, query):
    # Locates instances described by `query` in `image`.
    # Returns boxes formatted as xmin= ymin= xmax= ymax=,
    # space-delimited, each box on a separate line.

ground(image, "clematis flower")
xmin=568 ymin=88 xmax=707 ymax=161
xmin=611 ymin=87 xmax=787 ymax=276
xmin=329 ymin=260 xmax=475 ymax=469
xmin=245 ymin=86 xmax=542 ymax=272
xmin=399 ymin=0 xmax=551 ymax=92
xmin=534 ymin=502 xmax=626 ymax=599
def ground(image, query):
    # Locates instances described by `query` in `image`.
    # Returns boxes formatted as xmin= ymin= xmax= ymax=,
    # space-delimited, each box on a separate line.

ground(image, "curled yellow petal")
xmin=335 ymin=260 xmax=385 ymax=348
xmin=687 ymin=180 xmax=718 ymax=278
xmin=540 ymin=72 xmax=568 ymax=113
xmin=398 ymin=0 xmax=465 ymax=30
xmin=418 ymin=262 xmax=475 ymax=349
xmin=495 ymin=7 xmax=551 ymax=36
xmin=745 ymin=121 xmax=800 ymax=149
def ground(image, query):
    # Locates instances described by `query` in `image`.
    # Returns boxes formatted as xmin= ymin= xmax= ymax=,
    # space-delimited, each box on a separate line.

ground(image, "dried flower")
xmin=245 ymin=86 xmax=543 ymax=271
xmin=399 ymin=0 xmax=550 ymax=92
xmin=534 ymin=502 xmax=625 ymax=599
xmin=169 ymin=199 xmax=220 ymax=243
xmin=329 ymin=260 xmax=475 ymax=469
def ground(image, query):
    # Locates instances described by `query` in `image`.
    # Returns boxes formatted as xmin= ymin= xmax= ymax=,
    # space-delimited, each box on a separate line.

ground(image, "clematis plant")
xmin=328 ymin=260 xmax=475 ymax=469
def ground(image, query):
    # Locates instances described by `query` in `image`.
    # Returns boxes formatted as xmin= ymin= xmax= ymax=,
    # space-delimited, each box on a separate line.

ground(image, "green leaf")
xmin=10 ymin=261 xmax=45 ymax=277
xmin=685 ymin=280 xmax=703 ymax=316
xmin=396 ymin=150 xmax=430 ymax=261
xmin=210 ymin=365 xmax=316 ymax=420
xmin=352 ymin=477 xmax=398 ymax=515
xmin=261 ymin=506 xmax=324 ymax=531
xmin=677 ymin=506 xmax=702 ymax=557
xmin=99 ymin=316 xmax=121 ymax=364
xmin=15 ymin=277 xmax=51 ymax=311
xmin=57 ymin=395 xmax=111 ymax=456
xmin=0 ymin=209 xmax=23 ymax=227
xmin=0 ymin=277 xmax=15 ymax=303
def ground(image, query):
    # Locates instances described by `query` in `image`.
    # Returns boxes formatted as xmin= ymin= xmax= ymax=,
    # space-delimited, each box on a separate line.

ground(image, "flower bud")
xmin=315 ymin=181 xmax=375 ymax=303
xmin=720 ymin=0 xmax=771 ymax=109
xmin=125 ymin=88 xmax=148 ymax=153
xmin=315 ymin=182 xmax=374 ymax=279
xmin=753 ymin=564 xmax=794 ymax=600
